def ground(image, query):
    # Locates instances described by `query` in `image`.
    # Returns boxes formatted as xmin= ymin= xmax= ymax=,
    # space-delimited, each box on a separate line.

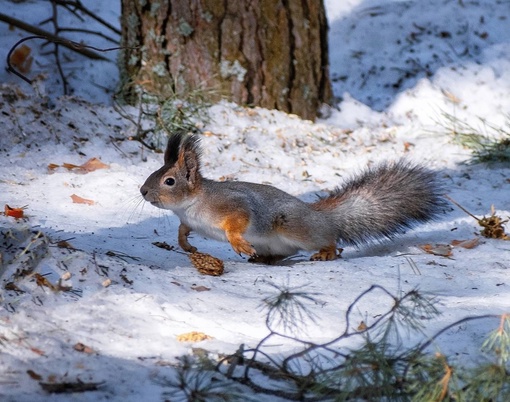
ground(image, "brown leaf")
xmin=152 ymin=241 xmax=174 ymax=251
xmin=451 ymin=238 xmax=480 ymax=249
xmin=419 ymin=243 xmax=453 ymax=257
xmin=73 ymin=342 xmax=95 ymax=354
xmin=26 ymin=369 xmax=43 ymax=381
xmin=357 ymin=321 xmax=368 ymax=331
xmin=70 ymin=194 xmax=95 ymax=205
xmin=176 ymin=331 xmax=213 ymax=342
xmin=10 ymin=44 xmax=33 ymax=74
xmin=191 ymin=285 xmax=211 ymax=292
xmin=47 ymin=163 xmax=60 ymax=171
xmin=57 ymin=240 xmax=75 ymax=249
xmin=35 ymin=273 xmax=57 ymax=291
xmin=62 ymin=162 xmax=80 ymax=170
xmin=79 ymin=157 xmax=109 ymax=172
xmin=30 ymin=347 xmax=46 ymax=356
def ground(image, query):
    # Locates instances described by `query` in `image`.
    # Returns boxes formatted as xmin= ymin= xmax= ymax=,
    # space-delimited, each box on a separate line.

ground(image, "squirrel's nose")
xmin=140 ymin=186 xmax=148 ymax=197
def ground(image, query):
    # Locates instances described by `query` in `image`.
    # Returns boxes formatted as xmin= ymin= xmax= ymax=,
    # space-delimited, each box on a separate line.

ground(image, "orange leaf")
xmin=451 ymin=238 xmax=480 ymax=249
xmin=5 ymin=204 xmax=24 ymax=219
xmin=47 ymin=163 xmax=60 ymax=171
xmin=9 ymin=44 xmax=33 ymax=74
xmin=419 ymin=243 xmax=453 ymax=257
xmin=176 ymin=331 xmax=213 ymax=342
xmin=79 ymin=157 xmax=109 ymax=172
xmin=70 ymin=194 xmax=95 ymax=205
xmin=63 ymin=162 xmax=80 ymax=170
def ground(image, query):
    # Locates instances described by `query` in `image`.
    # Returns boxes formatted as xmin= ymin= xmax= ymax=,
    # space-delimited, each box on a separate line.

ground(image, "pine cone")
xmin=189 ymin=252 xmax=224 ymax=276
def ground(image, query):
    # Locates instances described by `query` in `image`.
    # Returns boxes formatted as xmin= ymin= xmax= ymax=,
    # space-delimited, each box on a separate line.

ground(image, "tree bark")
xmin=120 ymin=0 xmax=332 ymax=120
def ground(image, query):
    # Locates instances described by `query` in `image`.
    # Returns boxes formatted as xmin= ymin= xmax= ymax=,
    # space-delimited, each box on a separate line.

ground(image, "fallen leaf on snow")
xmin=177 ymin=331 xmax=213 ymax=342
xmin=48 ymin=157 xmax=109 ymax=173
xmin=451 ymin=238 xmax=480 ymax=249
xmin=4 ymin=204 xmax=25 ymax=219
xmin=70 ymin=194 xmax=95 ymax=205
xmin=57 ymin=240 xmax=75 ymax=249
xmin=73 ymin=342 xmax=95 ymax=354
xmin=152 ymin=241 xmax=174 ymax=251
xmin=419 ymin=244 xmax=453 ymax=257
xmin=9 ymin=44 xmax=33 ymax=73
xmin=79 ymin=157 xmax=110 ymax=172
xmin=26 ymin=370 xmax=43 ymax=381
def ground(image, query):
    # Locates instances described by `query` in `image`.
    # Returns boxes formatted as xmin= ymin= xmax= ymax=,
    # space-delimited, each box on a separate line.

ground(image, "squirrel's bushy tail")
xmin=311 ymin=161 xmax=448 ymax=245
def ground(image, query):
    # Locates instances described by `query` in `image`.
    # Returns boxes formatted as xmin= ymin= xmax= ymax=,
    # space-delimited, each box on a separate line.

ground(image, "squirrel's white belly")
xmin=245 ymin=233 xmax=303 ymax=256
xmin=175 ymin=206 xmax=229 ymax=242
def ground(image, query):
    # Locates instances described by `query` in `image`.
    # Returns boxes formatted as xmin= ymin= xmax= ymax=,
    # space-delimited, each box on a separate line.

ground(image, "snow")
xmin=1 ymin=0 xmax=509 ymax=400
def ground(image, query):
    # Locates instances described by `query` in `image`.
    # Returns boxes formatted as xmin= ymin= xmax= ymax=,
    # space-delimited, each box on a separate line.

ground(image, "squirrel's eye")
xmin=164 ymin=177 xmax=176 ymax=186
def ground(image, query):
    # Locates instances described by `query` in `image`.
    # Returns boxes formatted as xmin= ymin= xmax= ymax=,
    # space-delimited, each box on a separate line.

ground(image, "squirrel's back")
xmin=311 ymin=161 xmax=448 ymax=245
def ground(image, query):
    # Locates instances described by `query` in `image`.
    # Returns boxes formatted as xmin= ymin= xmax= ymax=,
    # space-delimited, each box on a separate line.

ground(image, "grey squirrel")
xmin=140 ymin=133 xmax=447 ymax=263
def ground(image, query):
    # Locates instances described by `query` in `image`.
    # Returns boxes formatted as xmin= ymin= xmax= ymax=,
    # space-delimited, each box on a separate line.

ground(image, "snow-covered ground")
xmin=1 ymin=1 xmax=509 ymax=400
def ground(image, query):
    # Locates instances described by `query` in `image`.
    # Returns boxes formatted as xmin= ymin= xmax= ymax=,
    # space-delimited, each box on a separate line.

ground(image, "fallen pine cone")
xmin=189 ymin=252 xmax=224 ymax=276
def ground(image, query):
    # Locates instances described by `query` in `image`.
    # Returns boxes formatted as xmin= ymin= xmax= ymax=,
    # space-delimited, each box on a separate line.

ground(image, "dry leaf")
xmin=49 ymin=158 xmax=109 ymax=173
xmin=10 ymin=44 xmax=33 ymax=73
xmin=4 ymin=282 xmax=24 ymax=293
xmin=35 ymin=273 xmax=57 ymax=291
xmin=357 ymin=321 xmax=368 ymax=331
xmin=63 ymin=162 xmax=80 ymax=170
xmin=4 ymin=204 xmax=25 ymax=219
xmin=191 ymin=285 xmax=211 ymax=292
xmin=79 ymin=157 xmax=109 ymax=172
xmin=451 ymin=238 xmax=480 ymax=249
xmin=189 ymin=252 xmax=224 ymax=276
xmin=30 ymin=347 xmax=45 ymax=356
xmin=26 ymin=369 xmax=43 ymax=381
xmin=57 ymin=240 xmax=75 ymax=249
xmin=419 ymin=244 xmax=453 ymax=257
xmin=74 ymin=342 xmax=95 ymax=354
xmin=152 ymin=241 xmax=174 ymax=251
xmin=102 ymin=278 xmax=112 ymax=287
xmin=70 ymin=194 xmax=95 ymax=205
xmin=176 ymin=331 xmax=213 ymax=342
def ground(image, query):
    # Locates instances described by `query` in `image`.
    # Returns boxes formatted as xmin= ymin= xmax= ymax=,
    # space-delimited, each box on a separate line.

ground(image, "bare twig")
xmin=0 ymin=13 xmax=109 ymax=60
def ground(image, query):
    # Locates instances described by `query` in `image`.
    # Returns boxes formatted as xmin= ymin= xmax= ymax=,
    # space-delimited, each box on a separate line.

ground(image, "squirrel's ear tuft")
xmin=164 ymin=132 xmax=186 ymax=165
xmin=178 ymin=135 xmax=202 ymax=187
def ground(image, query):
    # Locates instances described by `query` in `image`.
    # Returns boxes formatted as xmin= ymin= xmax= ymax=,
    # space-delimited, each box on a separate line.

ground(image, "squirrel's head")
xmin=140 ymin=133 xmax=202 ymax=209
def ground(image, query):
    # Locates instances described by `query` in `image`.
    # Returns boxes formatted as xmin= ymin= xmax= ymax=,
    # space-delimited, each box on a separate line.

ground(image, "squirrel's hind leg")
xmin=310 ymin=245 xmax=343 ymax=261
xmin=178 ymin=223 xmax=197 ymax=253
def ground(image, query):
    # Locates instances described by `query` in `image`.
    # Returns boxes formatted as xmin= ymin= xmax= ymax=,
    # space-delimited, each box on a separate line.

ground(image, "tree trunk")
xmin=119 ymin=0 xmax=332 ymax=121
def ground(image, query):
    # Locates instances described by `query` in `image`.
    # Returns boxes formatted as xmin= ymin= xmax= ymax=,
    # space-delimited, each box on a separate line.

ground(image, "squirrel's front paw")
xmin=229 ymin=236 xmax=257 ymax=258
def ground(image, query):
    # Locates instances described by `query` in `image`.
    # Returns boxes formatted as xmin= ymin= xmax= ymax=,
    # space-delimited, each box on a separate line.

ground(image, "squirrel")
xmin=140 ymin=133 xmax=447 ymax=263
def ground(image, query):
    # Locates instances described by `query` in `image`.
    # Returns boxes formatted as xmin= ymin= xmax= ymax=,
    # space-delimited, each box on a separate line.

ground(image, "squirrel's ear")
xmin=177 ymin=135 xmax=201 ymax=187
xmin=164 ymin=132 xmax=185 ymax=165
